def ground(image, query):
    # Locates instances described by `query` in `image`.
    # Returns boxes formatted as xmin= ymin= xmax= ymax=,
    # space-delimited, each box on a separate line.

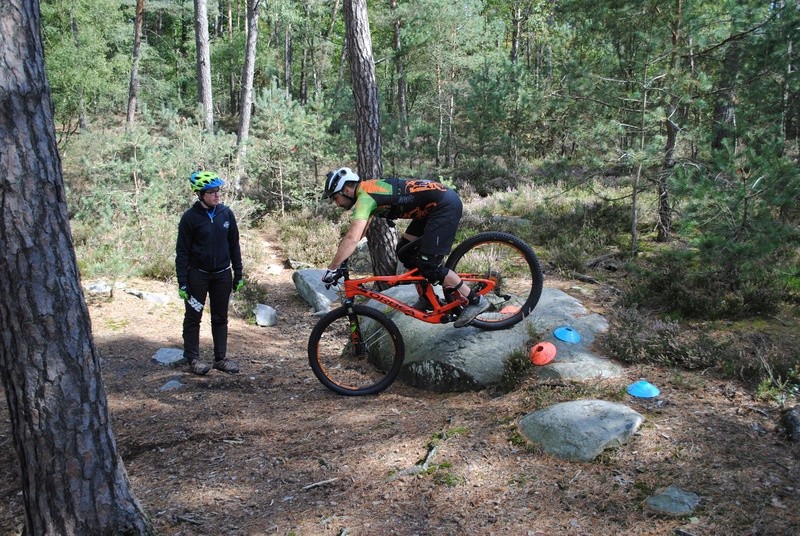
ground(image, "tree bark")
xmin=126 ymin=0 xmax=145 ymax=130
xmin=0 ymin=2 xmax=153 ymax=534
xmin=656 ymin=0 xmax=681 ymax=243
xmin=234 ymin=0 xmax=262 ymax=190
xmin=194 ymin=0 xmax=214 ymax=131
xmin=391 ymin=0 xmax=410 ymax=151
xmin=343 ymin=0 xmax=397 ymax=278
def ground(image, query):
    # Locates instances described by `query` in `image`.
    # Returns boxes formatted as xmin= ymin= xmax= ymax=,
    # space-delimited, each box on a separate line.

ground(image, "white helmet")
xmin=324 ymin=167 xmax=360 ymax=198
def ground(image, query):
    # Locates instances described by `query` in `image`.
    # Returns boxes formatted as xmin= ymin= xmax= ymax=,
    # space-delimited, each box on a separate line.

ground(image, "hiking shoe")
xmin=213 ymin=359 xmax=240 ymax=374
xmin=188 ymin=361 xmax=211 ymax=376
xmin=453 ymin=295 xmax=490 ymax=328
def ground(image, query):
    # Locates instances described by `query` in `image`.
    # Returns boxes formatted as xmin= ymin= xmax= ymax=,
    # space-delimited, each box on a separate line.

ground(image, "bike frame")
xmin=337 ymin=267 xmax=496 ymax=325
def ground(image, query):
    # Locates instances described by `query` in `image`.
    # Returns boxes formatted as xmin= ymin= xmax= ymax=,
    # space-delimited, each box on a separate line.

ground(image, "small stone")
xmin=645 ymin=485 xmax=700 ymax=516
xmin=254 ymin=304 xmax=277 ymax=326
xmin=159 ymin=380 xmax=184 ymax=391
xmin=152 ymin=348 xmax=186 ymax=367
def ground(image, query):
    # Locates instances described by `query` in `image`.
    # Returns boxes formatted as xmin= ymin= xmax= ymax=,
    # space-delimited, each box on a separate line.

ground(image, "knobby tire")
xmin=445 ymin=231 xmax=543 ymax=330
xmin=308 ymin=304 xmax=405 ymax=396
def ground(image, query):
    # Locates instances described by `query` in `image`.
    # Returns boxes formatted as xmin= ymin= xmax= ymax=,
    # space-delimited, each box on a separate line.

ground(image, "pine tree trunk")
xmin=391 ymin=0 xmax=410 ymax=150
xmin=235 ymin=0 xmax=262 ymax=190
xmin=0 ymin=3 xmax=153 ymax=534
xmin=656 ymin=0 xmax=681 ymax=243
xmin=343 ymin=0 xmax=397 ymax=278
xmin=194 ymin=0 xmax=214 ymax=131
xmin=126 ymin=0 xmax=145 ymax=130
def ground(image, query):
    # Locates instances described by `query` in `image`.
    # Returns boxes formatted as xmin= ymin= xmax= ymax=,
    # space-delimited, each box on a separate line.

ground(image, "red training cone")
xmin=530 ymin=341 xmax=557 ymax=366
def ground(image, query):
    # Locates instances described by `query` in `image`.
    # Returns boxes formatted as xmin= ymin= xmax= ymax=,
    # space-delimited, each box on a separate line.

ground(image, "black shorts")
xmin=405 ymin=188 xmax=463 ymax=256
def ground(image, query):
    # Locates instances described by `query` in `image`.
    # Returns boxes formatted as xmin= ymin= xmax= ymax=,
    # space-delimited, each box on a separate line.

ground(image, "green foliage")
xmin=62 ymin=120 xmax=249 ymax=280
xmin=245 ymin=87 xmax=333 ymax=212
xmin=272 ymin=209 xmax=344 ymax=268
xmin=41 ymin=0 xmax=131 ymax=131
xmin=620 ymin=247 xmax=785 ymax=319
xmin=601 ymin=308 xmax=726 ymax=369
xmin=497 ymin=348 xmax=533 ymax=393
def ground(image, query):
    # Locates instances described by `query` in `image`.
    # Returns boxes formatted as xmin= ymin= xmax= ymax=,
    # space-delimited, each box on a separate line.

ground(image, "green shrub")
xmin=621 ymin=247 xmax=785 ymax=319
xmin=600 ymin=308 xmax=725 ymax=369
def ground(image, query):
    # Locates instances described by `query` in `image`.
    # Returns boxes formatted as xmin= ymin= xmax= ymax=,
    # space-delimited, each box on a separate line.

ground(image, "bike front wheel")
xmin=308 ymin=304 xmax=405 ymax=396
xmin=446 ymin=231 xmax=543 ymax=330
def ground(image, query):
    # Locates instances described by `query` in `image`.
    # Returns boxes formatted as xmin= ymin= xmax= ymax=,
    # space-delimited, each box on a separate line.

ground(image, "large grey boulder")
xmin=292 ymin=269 xmax=623 ymax=392
xmin=519 ymin=399 xmax=644 ymax=461
xmin=526 ymin=289 xmax=623 ymax=381
xmin=293 ymin=269 xmax=341 ymax=313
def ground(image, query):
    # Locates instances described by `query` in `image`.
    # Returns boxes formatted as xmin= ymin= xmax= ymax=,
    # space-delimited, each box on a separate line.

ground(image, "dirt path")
xmin=1 ymin=234 xmax=799 ymax=535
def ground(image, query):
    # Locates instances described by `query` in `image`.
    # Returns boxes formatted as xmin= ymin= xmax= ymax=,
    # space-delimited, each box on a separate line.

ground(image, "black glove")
xmin=322 ymin=268 xmax=343 ymax=288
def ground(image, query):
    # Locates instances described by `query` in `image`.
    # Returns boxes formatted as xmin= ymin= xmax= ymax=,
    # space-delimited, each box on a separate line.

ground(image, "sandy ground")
xmin=1 ymin=237 xmax=799 ymax=536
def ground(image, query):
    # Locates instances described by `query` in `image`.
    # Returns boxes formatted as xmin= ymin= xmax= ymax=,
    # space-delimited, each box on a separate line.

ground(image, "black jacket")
xmin=175 ymin=201 xmax=242 ymax=288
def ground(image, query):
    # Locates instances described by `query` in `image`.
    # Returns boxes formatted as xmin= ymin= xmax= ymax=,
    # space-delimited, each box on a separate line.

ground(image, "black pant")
xmin=183 ymin=267 xmax=232 ymax=362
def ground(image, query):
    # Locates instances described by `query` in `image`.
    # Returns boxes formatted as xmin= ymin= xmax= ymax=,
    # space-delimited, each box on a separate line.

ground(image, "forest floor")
xmin=1 ymin=231 xmax=799 ymax=536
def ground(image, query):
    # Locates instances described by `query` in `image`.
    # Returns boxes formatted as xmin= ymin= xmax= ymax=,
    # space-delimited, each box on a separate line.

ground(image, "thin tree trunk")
xmin=391 ymin=0 xmax=410 ymax=150
xmin=435 ymin=61 xmax=443 ymax=168
xmin=284 ymin=23 xmax=293 ymax=97
xmin=510 ymin=4 xmax=522 ymax=63
xmin=126 ymin=0 xmax=145 ymax=130
xmin=227 ymin=0 xmax=237 ymax=113
xmin=235 ymin=0 xmax=261 ymax=190
xmin=194 ymin=0 xmax=214 ymax=131
xmin=343 ymin=0 xmax=397 ymax=278
xmin=69 ymin=11 xmax=88 ymax=130
xmin=711 ymin=42 xmax=742 ymax=152
xmin=656 ymin=0 xmax=681 ymax=242
xmin=0 ymin=2 xmax=153 ymax=533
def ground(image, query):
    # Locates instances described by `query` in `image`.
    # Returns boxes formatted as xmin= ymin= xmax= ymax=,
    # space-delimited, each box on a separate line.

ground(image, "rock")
xmin=518 ymin=400 xmax=644 ymax=461
xmin=254 ymin=304 xmax=277 ymax=326
xmin=527 ymin=288 xmax=622 ymax=381
xmin=292 ymin=269 xmax=341 ymax=313
xmin=645 ymin=485 xmax=700 ymax=516
xmin=293 ymin=270 xmax=622 ymax=391
xmin=84 ymin=281 xmax=112 ymax=295
xmin=784 ymin=406 xmax=800 ymax=442
xmin=368 ymin=286 xmax=621 ymax=391
xmin=285 ymin=258 xmax=314 ymax=270
xmin=152 ymin=348 xmax=186 ymax=367
xmin=125 ymin=288 xmax=171 ymax=306
xmin=159 ymin=380 xmax=184 ymax=391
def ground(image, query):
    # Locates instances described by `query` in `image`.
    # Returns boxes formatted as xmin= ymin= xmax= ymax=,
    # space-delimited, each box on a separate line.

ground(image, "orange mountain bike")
xmin=307 ymin=231 xmax=543 ymax=396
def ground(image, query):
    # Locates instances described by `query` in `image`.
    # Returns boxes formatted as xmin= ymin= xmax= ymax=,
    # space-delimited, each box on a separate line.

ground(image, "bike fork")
xmin=345 ymin=303 xmax=366 ymax=354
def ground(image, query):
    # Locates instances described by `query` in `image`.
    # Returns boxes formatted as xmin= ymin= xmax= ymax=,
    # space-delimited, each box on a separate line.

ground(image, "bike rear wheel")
xmin=308 ymin=304 xmax=405 ymax=396
xmin=445 ymin=231 xmax=543 ymax=330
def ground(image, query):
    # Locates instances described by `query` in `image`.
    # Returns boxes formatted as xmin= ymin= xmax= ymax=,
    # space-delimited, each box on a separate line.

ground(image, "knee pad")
xmin=396 ymin=237 xmax=416 ymax=269
xmin=397 ymin=237 xmax=425 ymax=270
xmin=418 ymin=254 xmax=448 ymax=285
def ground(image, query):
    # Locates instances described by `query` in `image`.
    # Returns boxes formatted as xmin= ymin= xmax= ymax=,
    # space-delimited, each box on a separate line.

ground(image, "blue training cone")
xmin=554 ymin=326 xmax=581 ymax=343
xmin=627 ymin=380 xmax=660 ymax=398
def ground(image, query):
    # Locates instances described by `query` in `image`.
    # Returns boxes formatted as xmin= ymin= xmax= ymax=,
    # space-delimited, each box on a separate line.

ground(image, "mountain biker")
xmin=175 ymin=171 xmax=244 ymax=375
xmin=321 ymin=167 xmax=489 ymax=328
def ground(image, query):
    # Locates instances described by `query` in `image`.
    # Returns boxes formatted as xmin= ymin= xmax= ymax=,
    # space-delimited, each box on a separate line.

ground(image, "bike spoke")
xmin=310 ymin=307 xmax=404 ymax=395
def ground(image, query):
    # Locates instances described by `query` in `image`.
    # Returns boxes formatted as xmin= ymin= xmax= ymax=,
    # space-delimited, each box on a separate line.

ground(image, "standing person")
xmin=176 ymin=171 xmax=244 ymax=375
xmin=321 ymin=167 xmax=489 ymax=328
